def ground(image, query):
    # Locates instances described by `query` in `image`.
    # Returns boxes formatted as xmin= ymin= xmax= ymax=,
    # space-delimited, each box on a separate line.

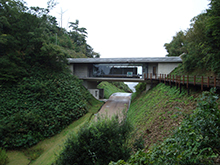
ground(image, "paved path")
xmin=97 ymin=93 xmax=132 ymax=118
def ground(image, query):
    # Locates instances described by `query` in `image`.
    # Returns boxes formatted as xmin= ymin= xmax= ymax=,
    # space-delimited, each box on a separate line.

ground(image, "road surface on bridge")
xmin=97 ymin=93 xmax=132 ymax=118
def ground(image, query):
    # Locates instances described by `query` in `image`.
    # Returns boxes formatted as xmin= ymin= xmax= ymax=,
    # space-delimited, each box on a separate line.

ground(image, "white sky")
xmin=25 ymin=0 xmax=209 ymax=58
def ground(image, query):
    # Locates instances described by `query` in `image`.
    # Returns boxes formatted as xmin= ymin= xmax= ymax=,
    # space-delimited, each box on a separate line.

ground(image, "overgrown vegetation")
xmin=98 ymin=81 xmax=132 ymax=99
xmin=164 ymin=0 xmax=220 ymax=74
xmin=0 ymin=68 xmax=93 ymax=149
xmin=0 ymin=0 xmax=100 ymax=151
xmin=134 ymin=82 xmax=146 ymax=95
xmin=128 ymin=83 xmax=196 ymax=148
xmin=0 ymin=0 xmax=99 ymax=85
xmin=55 ymin=114 xmax=133 ymax=165
xmin=0 ymin=147 xmax=8 ymax=165
xmin=6 ymin=98 xmax=104 ymax=165
xmin=111 ymin=86 xmax=220 ymax=164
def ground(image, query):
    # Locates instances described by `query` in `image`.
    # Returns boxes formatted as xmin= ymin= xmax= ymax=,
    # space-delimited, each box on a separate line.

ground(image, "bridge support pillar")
xmin=83 ymin=80 xmax=97 ymax=89
xmin=145 ymin=81 xmax=159 ymax=92
xmin=146 ymin=84 xmax=151 ymax=91
xmin=82 ymin=81 xmax=103 ymax=100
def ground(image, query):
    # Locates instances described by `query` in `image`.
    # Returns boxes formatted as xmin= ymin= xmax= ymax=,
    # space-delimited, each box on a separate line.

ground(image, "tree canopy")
xmin=0 ymin=0 xmax=99 ymax=84
xmin=164 ymin=0 xmax=220 ymax=74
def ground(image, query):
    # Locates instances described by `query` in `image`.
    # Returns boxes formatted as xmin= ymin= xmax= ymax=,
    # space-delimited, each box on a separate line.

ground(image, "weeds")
xmin=112 ymin=88 xmax=220 ymax=164
xmin=0 ymin=148 xmax=8 ymax=165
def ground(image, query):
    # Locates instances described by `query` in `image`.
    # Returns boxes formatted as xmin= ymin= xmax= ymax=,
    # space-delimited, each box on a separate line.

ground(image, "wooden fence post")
xmin=183 ymin=75 xmax=185 ymax=85
xmin=214 ymin=77 xmax=216 ymax=88
xmin=169 ymin=74 xmax=171 ymax=86
xmin=176 ymin=75 xmax=178 ymax=89
xmin=194 ymin=76 xmax=196 ymax=86
xmin=207 ymin=77 xmax=209 ymax=88
xmin=187 ymin=75 xmax=189 ymax=95
xmin=201 ymin=76 xmax=203 ymax=91
xmin=164 ymin=74 xmax=166 ymax=84
xmin=159 ymin=74 xmax=161 ymax=82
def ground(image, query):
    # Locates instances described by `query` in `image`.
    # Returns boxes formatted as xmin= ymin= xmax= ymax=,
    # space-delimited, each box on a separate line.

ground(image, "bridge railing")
xmin=144 ymin=73 xmax=220 ymax=90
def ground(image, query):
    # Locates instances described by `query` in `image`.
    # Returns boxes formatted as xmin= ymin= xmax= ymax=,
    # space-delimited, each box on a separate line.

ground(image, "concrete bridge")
xmin=68 ymin=57 xmax=182 ymax=99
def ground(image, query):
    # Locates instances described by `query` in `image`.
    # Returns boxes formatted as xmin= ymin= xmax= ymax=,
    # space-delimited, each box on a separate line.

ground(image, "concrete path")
xmin=97 ymin=93 xmax=132 ymax=118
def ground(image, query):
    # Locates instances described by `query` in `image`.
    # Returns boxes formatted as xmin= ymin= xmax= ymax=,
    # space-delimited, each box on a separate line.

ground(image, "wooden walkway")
xmin=144 ymin=73 xmax=220 ymax=94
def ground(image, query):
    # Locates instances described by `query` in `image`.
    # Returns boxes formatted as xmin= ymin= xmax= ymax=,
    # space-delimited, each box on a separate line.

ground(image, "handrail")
xmin=145 ymin=73 xmax=220 ymax=91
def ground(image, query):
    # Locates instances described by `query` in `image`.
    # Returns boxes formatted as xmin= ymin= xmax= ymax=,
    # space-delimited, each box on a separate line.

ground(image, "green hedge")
xmin=55 ymin=114 xmax=133 ymax=165
xmin=0 ymin=67 xmax=92 ymax=149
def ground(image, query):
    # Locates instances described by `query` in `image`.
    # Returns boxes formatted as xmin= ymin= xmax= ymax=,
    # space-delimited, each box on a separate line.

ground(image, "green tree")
xmin=205 ymin=0 xmax=220 ymax=73
xmin=182 ymin=13 xmax=209 ymax=72
xmin=0 ymin=0 xmax=68 ymax=83
xmin=55 ymin=115 xmax=133 ymax=165
xmin=164 ymin=31 xmax=186 ymax=57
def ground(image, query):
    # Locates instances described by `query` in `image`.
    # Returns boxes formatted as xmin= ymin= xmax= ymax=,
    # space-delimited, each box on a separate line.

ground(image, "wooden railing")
xmin=144 ymin=73 xmax=220 ymax=92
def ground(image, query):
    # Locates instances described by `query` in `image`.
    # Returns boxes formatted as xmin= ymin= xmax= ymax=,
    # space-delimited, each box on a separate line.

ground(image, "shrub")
xmin=112 ymin=88 xmax=220 ymax=164
xmin=135 ymin=82 xmax=146 ymax=95
xmin=55 ymin=114 xmax=133 ymax=165
xmin=0 ymin=148 xmax=8 ymax=165
xmin=0 ymin=67 xmax=92 ymax=149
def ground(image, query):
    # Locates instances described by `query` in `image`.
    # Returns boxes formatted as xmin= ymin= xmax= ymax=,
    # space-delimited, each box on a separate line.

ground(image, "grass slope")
xmin=7 ymin=99 xmax=104 ymax=165
xmin=6 ymin=80 xmax=130 ymax=164
xmin=98 ymin=82 xmax=131 ymax=99
xmin=128 ymin=83 xmax=200 ymax=148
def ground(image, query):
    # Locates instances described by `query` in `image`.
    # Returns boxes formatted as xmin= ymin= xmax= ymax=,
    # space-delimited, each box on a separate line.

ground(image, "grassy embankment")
xmin=6 ymin=81 xmax=131 ymax=165
xmin=128 ymin=83 xmax=201 ymax=148
xmin=6 ymin=98 xmax=103 ymax=165
xmin=98 ymin=82 xmax=132 ymax=99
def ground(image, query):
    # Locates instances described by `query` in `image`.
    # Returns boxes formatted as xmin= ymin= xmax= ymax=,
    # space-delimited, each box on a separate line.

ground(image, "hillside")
xmin=0 ymin=1 xmax=102 ymax=164
xmin=4 ymin=81 xmax=132 ymax=165
xmin=128 ymin=83 xmax=199 ymax=147
xmin=164 ymin=1 xmax=220 ymax=75
xmin=111 ymin=83 xmax=220 ymax=164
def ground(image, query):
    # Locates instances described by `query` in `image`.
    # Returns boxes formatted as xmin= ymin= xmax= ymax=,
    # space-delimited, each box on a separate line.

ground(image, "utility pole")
xmin=58 ymin=8 xmax=68 ymax=28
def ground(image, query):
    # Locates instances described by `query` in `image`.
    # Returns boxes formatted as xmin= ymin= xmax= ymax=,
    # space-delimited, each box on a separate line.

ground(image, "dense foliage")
xmin=164 ymin=0 xmax=220 ymax=74
xmin=0 ymin=0 xmax=99 ymax=150
xmin=0 ymin=147 xmax=8 ymax=165
xmin=0 ymin=68 xmax=92 ymax=149
xmin=0 ymin=0 xmax=99 ymax=85
xmin=55 ymin=114 xmax=133 ymax=165
xmin=134 ymin=82 xmax=146 ymax=95
xmin=110 ymin=89 xmax=220 ymax=164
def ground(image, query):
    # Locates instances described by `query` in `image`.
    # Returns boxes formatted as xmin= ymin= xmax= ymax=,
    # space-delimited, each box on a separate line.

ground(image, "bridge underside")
xmin=81 ymin=77 xmax=146 ymax=82
xmin=68 ymin=57 xmax=182 ymax=99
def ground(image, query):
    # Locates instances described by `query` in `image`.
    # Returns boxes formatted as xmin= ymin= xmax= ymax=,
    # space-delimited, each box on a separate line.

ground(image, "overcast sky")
xmin=25 ymin=0 xmax=210 ymax=58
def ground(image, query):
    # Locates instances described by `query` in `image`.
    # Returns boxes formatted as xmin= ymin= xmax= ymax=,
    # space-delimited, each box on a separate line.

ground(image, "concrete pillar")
xmin=68 ymin=64 xmax=74 ymax=75
xmin=88 ymin=89 xmax=100 ymax=99
xmin=146 ymin=84 xmax=151 ymax=91
xmin=82 ymin=81 xmax=97 ymax=89
xmin=83 ymin=81 xmax=102 ymax=99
